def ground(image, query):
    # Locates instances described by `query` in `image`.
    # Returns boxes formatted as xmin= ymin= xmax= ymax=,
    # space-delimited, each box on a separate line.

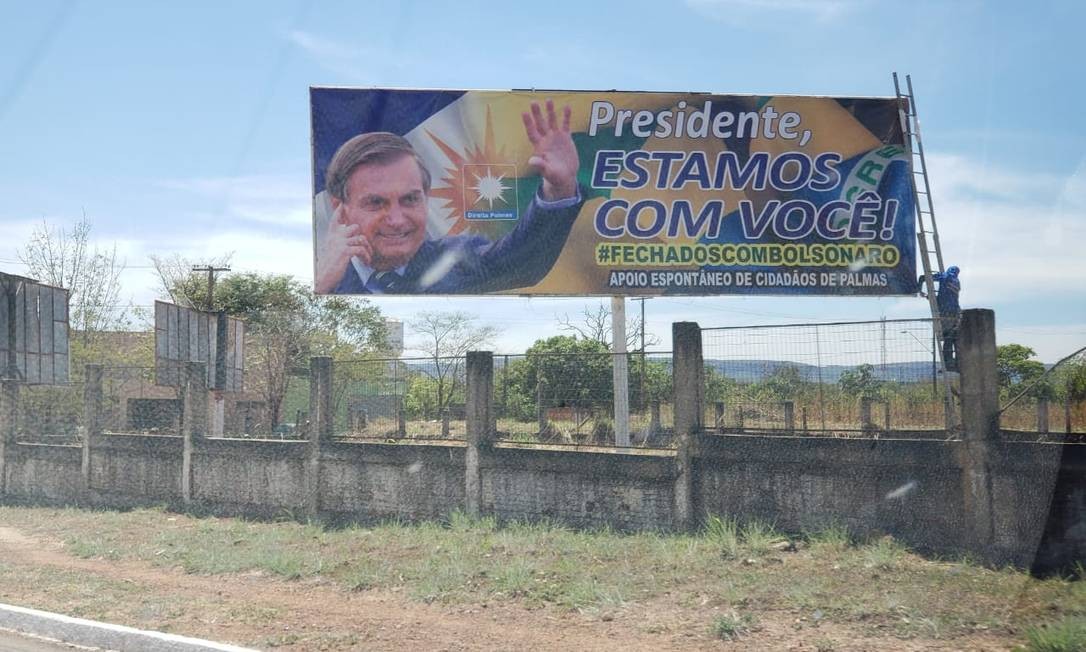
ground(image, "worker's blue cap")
xmin=946 ymin=266 xmax=960 ymax=277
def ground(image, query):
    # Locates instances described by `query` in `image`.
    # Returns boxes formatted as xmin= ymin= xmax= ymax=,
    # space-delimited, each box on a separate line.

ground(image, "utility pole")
xmin=192 ymin=264 xmax=231 ymax=311
xmin=192 ymin=264 xmax=230 ymax=437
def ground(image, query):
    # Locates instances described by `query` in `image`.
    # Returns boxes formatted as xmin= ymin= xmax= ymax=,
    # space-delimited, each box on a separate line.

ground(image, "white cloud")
xmin=685 ymin=0 xmax=865 ymax=24
xmin=283 ymin=29 xmax=419 ymax=81
xmin=156 ymin=175 xmax=312 ymax=227
xmin=923 ymin=152 xmax=1086 ymax=304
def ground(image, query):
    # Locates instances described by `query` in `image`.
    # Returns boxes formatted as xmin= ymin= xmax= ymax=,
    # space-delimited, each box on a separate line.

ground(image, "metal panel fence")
xmin=492 ymin=351 xmax=675 ymax=448
xmin=701 ymin=319 xmax=952 ymax=437
xmin=332 ymin=356 xmax=467 ymax=442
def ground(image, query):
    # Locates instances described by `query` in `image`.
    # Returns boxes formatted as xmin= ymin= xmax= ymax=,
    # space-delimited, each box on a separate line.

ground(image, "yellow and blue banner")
xmin=311 ymin=88 xmax=915 ymax=296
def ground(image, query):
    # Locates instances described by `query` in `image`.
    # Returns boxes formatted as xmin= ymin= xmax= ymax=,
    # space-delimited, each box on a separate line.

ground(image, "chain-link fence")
xmin=492 ymin=351 xmax=675 ymax=448
xmin=100 ymin=366 xmax=181 ymax=436
xmin=14 ymin=381 xmax=84 ymax=444
xmin=702 ymin=319 xmax=951 ymax=437
xmin=332 ymin=356 xmax=467 ymax=442
xmin=1001 ymin=346 xmax=1086 ymax=439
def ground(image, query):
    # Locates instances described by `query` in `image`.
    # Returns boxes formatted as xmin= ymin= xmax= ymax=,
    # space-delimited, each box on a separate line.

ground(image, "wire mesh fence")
xmin=492 ymin=351 xmax=675 ymax=448
xmin=101 ymin=366 xmax=181 ymax=436
xmin=701 ymin=319 xmax=952 ymax=437
xmin=14 ymin=382 xmax=84 ymax=444
xmin=332 ymin=356 xmax=467 ymax=442
xmin=1000 ymin=346 xmax=1086 ymax=439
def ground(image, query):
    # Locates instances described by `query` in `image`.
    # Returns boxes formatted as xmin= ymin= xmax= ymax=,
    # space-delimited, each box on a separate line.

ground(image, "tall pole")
xmin=192 ymin=264 xmax=230 ymax=437
xmin=611 ymin=297 xmax=630 ymax=446
xmin=192 ymin=264 xmax=231 ymax=311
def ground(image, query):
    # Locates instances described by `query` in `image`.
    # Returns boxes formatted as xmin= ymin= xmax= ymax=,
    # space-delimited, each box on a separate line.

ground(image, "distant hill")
xmin=704 ymin=359 xmax=936 ymax=384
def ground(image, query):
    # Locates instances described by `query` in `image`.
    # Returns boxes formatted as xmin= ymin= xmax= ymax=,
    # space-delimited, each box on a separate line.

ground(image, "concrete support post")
xmin=860 ymin=397 xmax=874 ymax=434
xmin=0 ymin=380 xmax=19 ymax=495
xmin=884 ymin=402 xmax=892 ymax=433
xmin=611 ymin=297 xmax=630 ymax=446
xmin=1037 ymin=399 xmax=1050 ymax=434
xmin=536 ymin=381 xmax=546 ymax=433
xmin=442 ymin=409 xmax=450 ymax=438
xmin=714 ymin=402 xmax=725 ymax=432
xmin=306 ymin=357 xmax=332 ymax=520
xmin=397 ymin=407 xmax=406 ymax=437
xmin=180 ymin=362 xmax=208 ymax=506
xmin=783 ymin=400 xmax=795 ymax=435
xmin=672 ymin=322 xmax=703 ymax=531
xmin=82 ymin=365 xmax=103 ymax=495
xmin=956 ymin=309 xmax=1000 ymax=556
xmin=465 ymin=351 xmax=493 ymax=517
xmin=801 ymin=407 xmax=809 ymax=434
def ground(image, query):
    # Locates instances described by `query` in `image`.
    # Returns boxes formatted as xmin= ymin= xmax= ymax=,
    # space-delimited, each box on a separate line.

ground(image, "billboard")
xmin=0 ymin=273 xmax=70 ymax=384
xmin=153 ymin=301 xmax=244 ymax=391
xmin=311 ymin=88 xmax=915 ymax=297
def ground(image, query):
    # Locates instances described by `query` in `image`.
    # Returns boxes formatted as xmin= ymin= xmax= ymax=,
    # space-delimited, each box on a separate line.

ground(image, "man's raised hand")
xmin=315 ymin=203 xmax=372 ymax=294
xmin=521 ymin=99 xmax=580 ymax=201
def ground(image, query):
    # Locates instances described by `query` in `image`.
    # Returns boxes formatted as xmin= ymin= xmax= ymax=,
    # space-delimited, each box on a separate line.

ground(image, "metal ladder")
xmin=893 ymin=73 xmax=957 ymax=429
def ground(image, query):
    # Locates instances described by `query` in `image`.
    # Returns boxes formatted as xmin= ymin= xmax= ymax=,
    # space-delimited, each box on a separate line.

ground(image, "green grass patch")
xmin=712 ymin=612 xmax=754 ymax=640
xmin=1020 ymin=617 xmax=1086 ymax=652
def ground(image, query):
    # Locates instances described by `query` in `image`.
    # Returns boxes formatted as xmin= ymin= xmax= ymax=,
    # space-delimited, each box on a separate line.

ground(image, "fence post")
xmin=783 ymin=400 xmax=795 ymax=435
xmin=956 ymin=309 xmax=999 ymax=556
xmin=860 ymin=397 xmax=874 ymax=434
xmin=82 ymin=365 xmax=103 ymax=495
xmin=0 ymin=379 xmax=18 ymax=496
xmin=673 ymin=322 xmax=703 ymax=531
xmin=306 ymin=357 xmax=332 ymax=521
xmin=1037 ymin=399 xmax=1049 ymax=434
xmin=442 ymin=409 xmax=450 ymax=438
xmin=883 ymin=401 xmax=892 ymax=433
xmin=1067 ymin=399 xmax=1073 ymax=435
xmin=536 ymin=380 xmax=546 ymax=434
xmin=801 ymin=406 xmax=809 ymax=434
xmin=180 ymin=362 xmax=208 ymax=506
xmin=465 ymin=351 xmax=493 ymax=517
xmin=714 ymin=402 xmax=725 ymax=433
xmin=397 ymin=407 xmax=406 ymax=437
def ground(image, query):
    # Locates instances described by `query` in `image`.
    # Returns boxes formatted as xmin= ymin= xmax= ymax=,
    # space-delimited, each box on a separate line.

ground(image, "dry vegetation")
xmin=0 ymin=505 xmax=1082 ymax=651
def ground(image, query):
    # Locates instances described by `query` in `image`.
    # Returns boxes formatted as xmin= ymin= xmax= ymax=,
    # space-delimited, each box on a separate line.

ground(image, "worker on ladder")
xmin=920 ymin=266 xmax=961 ymax=371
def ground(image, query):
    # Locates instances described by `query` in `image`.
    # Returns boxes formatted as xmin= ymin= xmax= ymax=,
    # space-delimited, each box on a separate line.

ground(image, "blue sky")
xmin=1 ymin=0 xmax=1083 ymax=360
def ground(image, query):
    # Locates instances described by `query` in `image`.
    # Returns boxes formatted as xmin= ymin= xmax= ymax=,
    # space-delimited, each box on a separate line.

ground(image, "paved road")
xmin=0 ymin=628 xmax=86 ymax=651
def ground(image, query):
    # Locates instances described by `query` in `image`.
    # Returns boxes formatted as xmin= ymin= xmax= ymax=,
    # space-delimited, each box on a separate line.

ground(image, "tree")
xmin=18 ymin=215 xmax=130 ymax=342
xmin=756 ymin=365 xmax=804 ymax=401
xmin=996 ymin=344 xmax=1052 ymax=399
xmin=408 ymin=311 xmax=497 ymax=414
xmin=838 ymin=364 xmax=885 ymax=399
xmin=160 ymin=270 xmax=386 ymax=429
xmin=149 ymin=253 xmax=233 ymax=310
xmin=556 ymin=302 xmax=659 ymax=351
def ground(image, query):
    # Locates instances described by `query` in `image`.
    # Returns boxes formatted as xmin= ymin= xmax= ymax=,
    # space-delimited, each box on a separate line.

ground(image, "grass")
xmin=0 ymin=505 xmax=1083 ymax=648
xmin=712 ymin=612 xmax=754 ymax=640
xmin=1020 ymin=618 xmax=1086 ymax=652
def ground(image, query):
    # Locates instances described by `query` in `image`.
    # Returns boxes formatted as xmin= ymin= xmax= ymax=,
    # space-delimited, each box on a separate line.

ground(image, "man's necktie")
xmin=366 ymin=271 xmax=403 ymax=294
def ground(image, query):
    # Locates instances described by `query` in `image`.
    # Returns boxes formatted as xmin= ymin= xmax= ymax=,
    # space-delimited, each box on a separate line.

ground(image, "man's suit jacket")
xmin=333 ymin=191 xmax=584 ymax=294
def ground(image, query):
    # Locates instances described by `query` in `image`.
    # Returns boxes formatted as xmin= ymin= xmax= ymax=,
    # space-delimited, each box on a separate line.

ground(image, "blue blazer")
xmin=333 ymin=191 xmax=584 ymax=294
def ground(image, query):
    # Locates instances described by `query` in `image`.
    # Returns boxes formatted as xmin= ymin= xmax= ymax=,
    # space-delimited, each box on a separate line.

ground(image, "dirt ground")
xmin=0 ymin=525 xmax=1020 ymax=651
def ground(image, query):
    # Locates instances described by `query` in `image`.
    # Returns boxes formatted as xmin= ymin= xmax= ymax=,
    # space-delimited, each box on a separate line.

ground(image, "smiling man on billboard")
xmin=314 ymin=100 xmax=583 ymax=295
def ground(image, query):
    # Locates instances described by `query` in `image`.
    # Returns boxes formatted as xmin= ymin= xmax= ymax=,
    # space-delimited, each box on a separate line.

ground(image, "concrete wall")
xmin=3 ymin=444 xmax=82 ymax=503
xmin=320 ymin=442 xmax=465 ymax=522
xmin=482 ymin=446 xmax=675 ymax=531
xmin=696 ymin=435 xmax=965 ymax=553
xmin=0 ymin=433 xmax=1081 ymax=571
xmin=90 ymin=434 xmax=182 ymax=503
